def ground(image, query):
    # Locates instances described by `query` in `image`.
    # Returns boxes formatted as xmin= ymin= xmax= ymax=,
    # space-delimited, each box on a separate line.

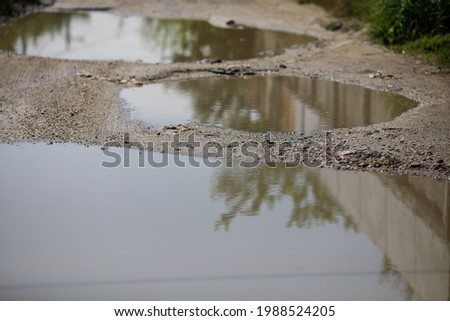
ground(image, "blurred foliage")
xmin=369 ymin=0 xmax=450 ymax=45
xmin=370 ymin=0 xmax=450 ymax=66
xmin=0 ymin=0 xmax=14 ymax=15
xmin=1 ymin=0 xmax=40 ymax=16
xmin=393 ymin=34 xmax=450 ymax=66
xmin=299 ymin=0 xmax=450 ymax=66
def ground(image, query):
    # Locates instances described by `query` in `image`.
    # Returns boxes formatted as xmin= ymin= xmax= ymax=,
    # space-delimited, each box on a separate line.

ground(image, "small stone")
xmin=338 ymin=149 xmax=356 ymax=157
xmin=326 ymin=21 xmax=343 ymax=31
xmin=387 ymin=85 xmax=403 ymax=92
xmin=226 ymin=20 xmax=243 ymax=29
xmin=432 ymin=164 xmax=443 ymax=170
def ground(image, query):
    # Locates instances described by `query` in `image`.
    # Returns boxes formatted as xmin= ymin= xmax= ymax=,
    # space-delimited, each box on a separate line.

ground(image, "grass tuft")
xmin=299 ymin=0 xmax=450 ymax=67
xmin=369 ymin=0 xmax=450 ymax=45
xmin=394 ymin=34 xmax=450 ymax=66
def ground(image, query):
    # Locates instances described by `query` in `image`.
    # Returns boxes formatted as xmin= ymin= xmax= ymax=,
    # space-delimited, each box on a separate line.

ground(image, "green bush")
xmin=0 ymin=0 xmax=14 ymax=15
xmin=370 ymin=0 xmax=450 ymax=45
xmin=0 ymin=0 xmax=40 ymax=16
xmin=299 ymin=0 xmax=450 ymax=66
xmin=395 ymin=34 xmax=450 ymax=66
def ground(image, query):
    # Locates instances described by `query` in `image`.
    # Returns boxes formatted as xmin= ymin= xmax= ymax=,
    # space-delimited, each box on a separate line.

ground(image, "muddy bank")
xmin=0 ymin=0 xmax=449 ymax=179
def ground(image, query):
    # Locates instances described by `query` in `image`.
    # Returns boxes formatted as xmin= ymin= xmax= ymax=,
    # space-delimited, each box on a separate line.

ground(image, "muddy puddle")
xmin=0 ymin=11 xmax=313 ymax=62
xmin=0 ymin=143 xmax=448 ymax=300
xmin=121 ymin=76 xmax=417 ymax=133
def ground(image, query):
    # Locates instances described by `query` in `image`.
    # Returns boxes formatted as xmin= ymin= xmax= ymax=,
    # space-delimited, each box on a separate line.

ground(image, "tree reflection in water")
xmin=157 ymin=76 xmax=417 ymax=133
xmin=0 ymin=12 xmax=312 ymax=62
xmin=210 ymin=163 xmax=358 ymax=231
xmin=210 ymin=162 xmax=433 ymax=300
xmin=140 ymin=18 xmax=313 ymax=62
xmin=380 ymin=255 xmax=417 ymax=300
xmin=0 ymin=12 xmax=89 ymax=54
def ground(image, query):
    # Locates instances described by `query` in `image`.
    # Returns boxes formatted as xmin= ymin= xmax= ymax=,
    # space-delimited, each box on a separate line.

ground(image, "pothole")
xmin=0 ymin=143 xmax=447 ymax=300
xmin=121 ymin=75 xmax=417 ymax=133
xmin=0 ymin=11 xmax=314 ymax=63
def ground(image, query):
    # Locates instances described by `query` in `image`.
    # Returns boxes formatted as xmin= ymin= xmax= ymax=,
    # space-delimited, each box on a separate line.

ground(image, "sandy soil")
xmin=0 ymin=0 xmax=449 ymax=179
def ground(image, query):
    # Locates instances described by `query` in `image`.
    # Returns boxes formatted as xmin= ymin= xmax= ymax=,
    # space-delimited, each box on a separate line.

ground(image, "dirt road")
xmin=0 ymin=0 xmax=449 ymax=179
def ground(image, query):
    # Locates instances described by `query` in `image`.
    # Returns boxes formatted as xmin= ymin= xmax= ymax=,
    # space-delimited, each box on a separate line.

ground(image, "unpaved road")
xmin=0 ymin=0 xmax=449 ymax=179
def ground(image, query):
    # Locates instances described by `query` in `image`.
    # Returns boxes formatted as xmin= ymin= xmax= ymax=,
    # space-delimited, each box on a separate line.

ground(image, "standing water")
xmin=0 ymin=8 xmax=444 ymax=302
xmin=0 ymin=11 xmax=314 ymax=63
xmin=0 ymin=144 xmax=448 ymax=300
xmin=121 ymin=76 xmax=417 ymax=133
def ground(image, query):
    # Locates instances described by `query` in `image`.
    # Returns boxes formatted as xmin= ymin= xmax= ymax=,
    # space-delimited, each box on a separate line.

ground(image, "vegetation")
xmin=0 ymin=0 xmax=40 ymax=16
xmin=370 ymin=0 xmax=450 ymax=66
xmin=369 ymin=0 xmax=450 ymax=45
xmin=299 ymin=0 xmax=450 ymax=66
xmin=393 ymin=33 xmax=450 ymax=66
xmin=0 ymin=0 xmax=14 ymax=15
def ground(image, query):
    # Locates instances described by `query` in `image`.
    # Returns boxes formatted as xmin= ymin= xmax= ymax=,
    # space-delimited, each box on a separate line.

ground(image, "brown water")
xmin=0 ymin=11 xmax=313 ymax=62
xmin=121 ymin=76 xmax=417 ymax=133
xmin=0 ymin=144 xmax=448 ymax=300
